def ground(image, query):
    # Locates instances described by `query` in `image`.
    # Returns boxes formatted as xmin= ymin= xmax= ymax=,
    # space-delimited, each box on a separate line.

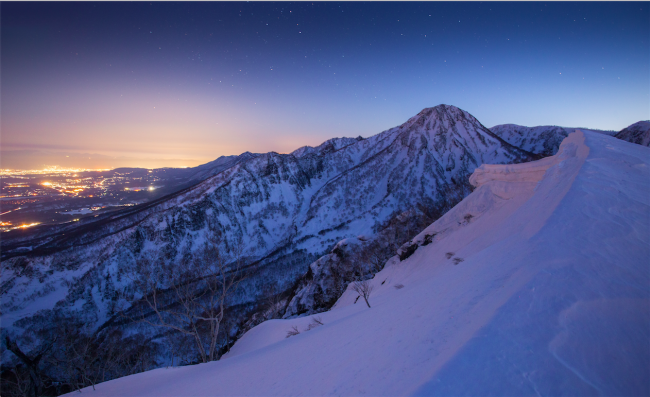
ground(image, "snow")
xmin=3 ymin=105 xmax=535 ymax=341
xmin=62 ymin=130 xmax=650 ymax=395
xmin=615 ymin=120 xmax=650 ymax=147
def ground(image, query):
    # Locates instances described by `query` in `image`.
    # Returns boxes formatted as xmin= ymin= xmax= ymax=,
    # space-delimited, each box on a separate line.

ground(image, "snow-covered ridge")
xmin=490 ymin=123 xmax=618 ymax=156
xmin=291 ymin=137 xmax=362 ymax=158
xmin=72 ymin=130 xmax=649 ymax=396
xmin=1 ymin=104 xmax=535 ymax=357
xmin=468 ymin=155 xmax=556 ymax=188
xmin=397 ymin=130 xmax=587 ymax=262
xmin=615 ymin=120 xmax=650 ymax=146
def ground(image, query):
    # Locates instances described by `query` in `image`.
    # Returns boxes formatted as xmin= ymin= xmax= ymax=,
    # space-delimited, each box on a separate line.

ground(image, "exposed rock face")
xmin=282 ymin=206 xmax=442 ymax=319
xmin=1 ymin=104 xmax=535 ymax=362
xmin=283 ymin=237 xmax=367 ymax=318
xmin=614 ymin=121 xmax=650 ymax=146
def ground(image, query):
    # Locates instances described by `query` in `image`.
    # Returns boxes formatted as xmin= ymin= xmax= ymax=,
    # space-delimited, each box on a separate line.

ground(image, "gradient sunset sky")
xmin=2 ymin=2 xmax=648 ymax=169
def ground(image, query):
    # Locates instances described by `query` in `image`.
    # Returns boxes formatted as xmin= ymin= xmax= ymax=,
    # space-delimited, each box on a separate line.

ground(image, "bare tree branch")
xmin=351 ymin=280 xmax=374 ymax=308
xmin=121 ymin=236 xmax=246 ymax=363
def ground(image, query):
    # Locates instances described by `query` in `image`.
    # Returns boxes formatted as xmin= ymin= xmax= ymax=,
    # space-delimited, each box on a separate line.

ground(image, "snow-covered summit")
xmin=70 ymin=130 xmax=649 ymax=396
xmin=1 ymin=104 xmax=534 ymax=347
xmin=401 ymin=104 xmax=495 ymax=133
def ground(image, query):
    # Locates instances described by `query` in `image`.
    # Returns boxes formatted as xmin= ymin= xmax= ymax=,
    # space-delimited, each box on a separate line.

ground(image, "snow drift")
xmin=66 ymin=130 xmax=650 ymax=396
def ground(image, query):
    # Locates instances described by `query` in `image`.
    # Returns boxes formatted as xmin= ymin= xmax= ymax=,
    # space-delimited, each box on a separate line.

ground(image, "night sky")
xmin=2 ymin=2 xmax=648 ymax=169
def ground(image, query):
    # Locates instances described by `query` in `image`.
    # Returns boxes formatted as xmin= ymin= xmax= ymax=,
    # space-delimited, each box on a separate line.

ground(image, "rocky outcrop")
xmin=283 ymin=238 xmax=367 ymax=318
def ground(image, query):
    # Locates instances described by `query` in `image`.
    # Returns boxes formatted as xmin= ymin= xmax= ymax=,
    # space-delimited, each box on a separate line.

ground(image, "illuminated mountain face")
xmin=2 ymin=104 xmax=535 ymax=362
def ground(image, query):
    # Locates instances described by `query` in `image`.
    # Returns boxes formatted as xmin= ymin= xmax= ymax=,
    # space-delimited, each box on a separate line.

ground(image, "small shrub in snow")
xmin=306 ymin=316 xmax=324 ymax=331
xmin=286 ymin=326 xmax=300 ymax=338
xmin=421 ymin=233 xmax=436 ymax=246
xmin=394 ymin=284 xmax=404 ymax=289
xmin=352 ymin=280 xmax=374 ymax=308
xmin=445 ymin=252 xmax=455 ymax=259
xmin=452 ymin=257 xmax=464 ymax=265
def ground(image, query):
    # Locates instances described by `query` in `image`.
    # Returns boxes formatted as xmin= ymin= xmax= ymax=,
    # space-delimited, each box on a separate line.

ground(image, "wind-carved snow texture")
xmin=614 ymin=120 xmax=650 ymax=147
xmin=1 ymin=105 xmax=535 ymax=353
xmin=65 ymin=130 xmax=649 ymax=396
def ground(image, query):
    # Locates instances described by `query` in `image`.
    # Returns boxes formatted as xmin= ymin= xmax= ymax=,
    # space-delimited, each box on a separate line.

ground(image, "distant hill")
xmin=615 ymin=121 xmax=650 ymax=146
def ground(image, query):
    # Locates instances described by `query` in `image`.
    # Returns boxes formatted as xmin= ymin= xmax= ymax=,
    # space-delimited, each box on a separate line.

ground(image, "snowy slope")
xmin=291 ymin=136 xmax=362 ymax=158
xmin=489 ymin=124 xmax=573 ymax=156
xmin=615 ymin=120 xmax=650 ymax=146
xmin=2 ymin=105 xmax=533 ymax=342
xmin=68 ymin=130 xmax=649 ymax=396
xmin=186 ymin=151 xmax=259 ymax=182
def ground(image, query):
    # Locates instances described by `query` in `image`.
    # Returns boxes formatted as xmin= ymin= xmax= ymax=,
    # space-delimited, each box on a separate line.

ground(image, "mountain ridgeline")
xmin=614 ymin=120 xmax=650 ymax=147
xmin=2 ymin=105 xmax=645 ymax=394
xmin=2 ymin=103 xmax=535 ymax=324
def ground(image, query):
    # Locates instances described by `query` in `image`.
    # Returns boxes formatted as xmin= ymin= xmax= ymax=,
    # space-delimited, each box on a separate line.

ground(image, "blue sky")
xmin=2 ymin=2 xmax=648 ymax=168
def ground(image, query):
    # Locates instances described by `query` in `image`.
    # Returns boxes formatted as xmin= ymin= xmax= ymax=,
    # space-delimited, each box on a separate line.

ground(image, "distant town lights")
xmin=1 ymin=166 xmax=112 ymax=176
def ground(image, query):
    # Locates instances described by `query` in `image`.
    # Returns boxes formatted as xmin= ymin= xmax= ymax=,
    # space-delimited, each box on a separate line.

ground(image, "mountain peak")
xmin=420 ymin=103 xmax=460 ymax=113
xmin=401 ymin=104 xmax=476 ymax=131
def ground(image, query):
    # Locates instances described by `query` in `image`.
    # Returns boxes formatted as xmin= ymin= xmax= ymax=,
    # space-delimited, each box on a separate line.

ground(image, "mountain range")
xmin=60 ymin=128 xmax=650 ymax=397
xmin=1 ymin=105 xmax=648 ymax=393
xmin=1 ymin=105 xmax=534 ymax=336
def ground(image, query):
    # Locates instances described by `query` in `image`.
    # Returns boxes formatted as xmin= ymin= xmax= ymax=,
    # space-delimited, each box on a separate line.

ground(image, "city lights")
xmin=0 ymin=221 xmax=40 ymax=232
xmin=1 ymin=166 xmax=169 ymax=232
xmin=0 ymin=166 xmax=112 ymax=176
